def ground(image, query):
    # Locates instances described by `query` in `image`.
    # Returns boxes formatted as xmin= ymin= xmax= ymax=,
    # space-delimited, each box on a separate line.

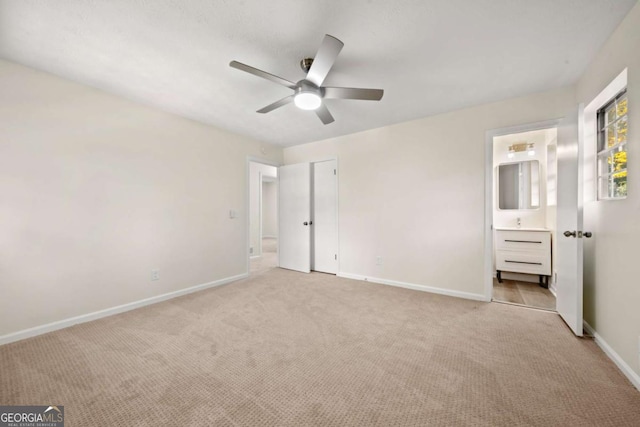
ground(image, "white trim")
xmin=585 ymin=68 xmax=627 ymax=114
xmin=584 ymin=68 xmax=627 ymax=202
xmin=261 ymin=235 xmax=278 ymax=239
xmin=549 ymin=281 xmax=557 ymax=297
xmin=583 ymin=321 xmax=640 ymax=391
xmin=0 ymin=273 xmax=247 ymax=346
xmin=337 ymin=272 xmax=487 ymax=302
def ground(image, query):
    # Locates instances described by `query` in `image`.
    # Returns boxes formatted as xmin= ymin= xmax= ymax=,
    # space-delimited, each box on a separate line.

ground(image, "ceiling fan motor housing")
xmin=300 ymin=58 xmax=314 ymax=73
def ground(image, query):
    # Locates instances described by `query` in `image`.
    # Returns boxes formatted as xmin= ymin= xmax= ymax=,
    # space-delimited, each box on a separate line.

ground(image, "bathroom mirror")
xmin=498 ymin=160 xmax=540 ymax=210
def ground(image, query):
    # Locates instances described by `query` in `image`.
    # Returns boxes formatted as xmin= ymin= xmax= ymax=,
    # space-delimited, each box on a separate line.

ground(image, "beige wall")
xmin=284 ymin=86 xmax=575 ymax=298
xmin=0 ymin=60 xmax=282 ymax=337
xmin=577 ymin=2 xmax=640 ymax=378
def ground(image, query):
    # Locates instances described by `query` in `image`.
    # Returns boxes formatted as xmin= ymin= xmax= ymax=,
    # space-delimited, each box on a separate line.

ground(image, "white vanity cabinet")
xmin=495 ymin=228 xmax=551 ymax=287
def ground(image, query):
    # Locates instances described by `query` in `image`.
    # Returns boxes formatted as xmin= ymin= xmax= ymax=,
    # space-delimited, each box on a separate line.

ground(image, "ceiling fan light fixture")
xmin=229 ymin=34 xmax=383 ymax=124
xmin=294 ymin=91 xmax=322 ymax=110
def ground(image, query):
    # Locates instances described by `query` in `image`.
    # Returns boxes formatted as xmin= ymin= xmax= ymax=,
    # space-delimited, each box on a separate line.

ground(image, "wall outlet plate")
xmin=151 ymin=270 xmax=160 ymax=281
xmin=376 ymin=256 xmax=382 ymax=266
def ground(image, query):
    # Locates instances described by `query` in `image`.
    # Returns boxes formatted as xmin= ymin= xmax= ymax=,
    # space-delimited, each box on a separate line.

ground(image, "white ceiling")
xmin=0 ymin=0 xmax=635 ymax=147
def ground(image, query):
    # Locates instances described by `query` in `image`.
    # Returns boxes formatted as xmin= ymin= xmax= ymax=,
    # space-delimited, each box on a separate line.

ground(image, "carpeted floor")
xmin=250 ymin=237 xmax=278 ymax=275
xmin=1 ymin=268 xmax=639 ymax=426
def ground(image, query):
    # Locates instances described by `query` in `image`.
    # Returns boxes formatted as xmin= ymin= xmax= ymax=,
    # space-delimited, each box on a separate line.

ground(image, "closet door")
xmin=312 ymin=160 xmax=338 ymax=274
xmin=278 ymin=163 xmax=311 ymax=273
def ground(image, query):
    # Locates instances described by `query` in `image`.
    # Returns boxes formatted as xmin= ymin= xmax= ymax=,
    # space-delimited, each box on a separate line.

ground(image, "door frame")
xmin=246 ymin=156 xmax=281 ymax=275
xmin=484 ymin=119 xmax=561 ymax=302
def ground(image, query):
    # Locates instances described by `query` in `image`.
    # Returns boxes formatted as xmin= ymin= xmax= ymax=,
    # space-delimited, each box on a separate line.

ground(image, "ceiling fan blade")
xmin=305 ymin=35 xmax=344 ymax=87
xmin=323 ymin=87 xmax=384 ymax=101
xmin=257 ymin=95 xmax=295 ymax=113
xmin=315 ymin=104 xmax=335 ymax=125
xmin=229 ymin=61 xmax=296 ymax=89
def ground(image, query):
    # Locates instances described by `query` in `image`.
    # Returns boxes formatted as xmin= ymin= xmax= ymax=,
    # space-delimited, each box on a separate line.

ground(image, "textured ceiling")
xmin=0 ymin=0 xmax=636 ymax=147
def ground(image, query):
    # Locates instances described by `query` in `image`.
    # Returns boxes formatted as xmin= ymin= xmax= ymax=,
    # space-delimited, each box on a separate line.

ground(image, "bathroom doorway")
xmin=490 ymin=127 xmax=558 ymax=311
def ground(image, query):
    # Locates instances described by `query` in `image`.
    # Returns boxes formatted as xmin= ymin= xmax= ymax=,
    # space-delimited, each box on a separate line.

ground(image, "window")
xmin=597 ymin=89 xmax=628 ymax=199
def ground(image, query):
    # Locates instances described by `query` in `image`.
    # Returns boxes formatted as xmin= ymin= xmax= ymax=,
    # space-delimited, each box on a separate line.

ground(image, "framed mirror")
xmin=497 ymin=160 xmax=540 ymax=210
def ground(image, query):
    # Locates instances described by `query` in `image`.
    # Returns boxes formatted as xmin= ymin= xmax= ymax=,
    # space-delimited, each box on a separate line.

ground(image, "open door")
xmin=556 ymin=105 xmax=584 ymax=336
xmin=278 ymin=163 xmax=311 ymax=273
xmin=312 ymin=160 xmax=338 ymax=274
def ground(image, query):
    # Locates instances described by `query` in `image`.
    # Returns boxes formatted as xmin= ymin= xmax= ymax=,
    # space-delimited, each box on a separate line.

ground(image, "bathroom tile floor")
xmin=493 ymin=278 xmax=556 ymax=311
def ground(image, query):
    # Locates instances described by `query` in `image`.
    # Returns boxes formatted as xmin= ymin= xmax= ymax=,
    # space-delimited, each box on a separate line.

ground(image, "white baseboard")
xmin=583 ymin=321 xmax=640 ymax=391
xmin=549 ymin=281 xmax=557 ymax=297
xmin=337 ymin=272 xmax=487 ymax=302
xmin=0 ymin=273 xmax=248 ymax=346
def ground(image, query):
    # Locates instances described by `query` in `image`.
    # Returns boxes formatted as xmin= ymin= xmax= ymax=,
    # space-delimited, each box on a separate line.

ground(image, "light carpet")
xmin=250 ymin=237 xmax=277 ymax=276
xmin=1 ymin=268 xmax=639 ymax=426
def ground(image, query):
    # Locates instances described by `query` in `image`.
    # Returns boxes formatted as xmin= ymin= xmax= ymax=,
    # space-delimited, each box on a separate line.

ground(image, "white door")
xmin=556 ymin=106 xmax=584 ymax=336
xmin=312 ymin=160 xmax=338 ymax=274
xmin=278 ymin=163 xmax=311 ymax=273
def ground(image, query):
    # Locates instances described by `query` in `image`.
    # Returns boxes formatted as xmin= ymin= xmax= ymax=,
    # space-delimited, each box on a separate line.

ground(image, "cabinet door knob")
xmin=303 ymin=222 xmax=309 ymax=226
xmin=563 ymin=230 xmax=576 ymax=238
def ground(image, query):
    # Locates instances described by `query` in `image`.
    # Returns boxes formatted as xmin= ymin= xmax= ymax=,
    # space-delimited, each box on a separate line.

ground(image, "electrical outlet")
xmin=151 ymin=270 xmax=160 ymax=281
xmin=376 ymin=256 xmax=382 ymax=266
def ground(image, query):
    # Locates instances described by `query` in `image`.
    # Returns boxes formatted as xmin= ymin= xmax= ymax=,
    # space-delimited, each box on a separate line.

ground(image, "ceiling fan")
xmin=229 ymin=34 xmax=384 ymax=125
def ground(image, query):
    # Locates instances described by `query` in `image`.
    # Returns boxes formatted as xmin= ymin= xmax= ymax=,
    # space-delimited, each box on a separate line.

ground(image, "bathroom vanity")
xmin=495 ymin=228 xmax=551 ymax=288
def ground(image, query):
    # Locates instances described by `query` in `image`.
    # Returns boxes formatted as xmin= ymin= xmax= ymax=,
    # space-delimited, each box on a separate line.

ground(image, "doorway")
xmin=249 ymin=160 xmax=279 ymax=275
xmin=485 ymin=123 xmax=561 ymax=311
xmin=485 ymin=112 xmax=585 ymax=336
xmin=491 ymin=127 xmax=558 ymax=311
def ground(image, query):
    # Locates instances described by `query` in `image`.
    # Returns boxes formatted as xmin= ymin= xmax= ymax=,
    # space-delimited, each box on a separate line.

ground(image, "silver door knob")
xmin=563 ymin=230 xmax=576 ymax=238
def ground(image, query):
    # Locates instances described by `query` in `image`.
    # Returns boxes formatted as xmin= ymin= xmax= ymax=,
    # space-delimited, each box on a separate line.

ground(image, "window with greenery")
xmin=597 ymin=90 xmax=628 ymax=199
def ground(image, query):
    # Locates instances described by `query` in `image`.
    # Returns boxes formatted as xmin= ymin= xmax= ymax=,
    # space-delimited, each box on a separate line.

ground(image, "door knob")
xmin=303 ymin=222 xmax=308 ymax=226
xmin=563 ymin=230 xmax=576 ymax=238
xmin=584 ymin=232 xmax=592 ymax=238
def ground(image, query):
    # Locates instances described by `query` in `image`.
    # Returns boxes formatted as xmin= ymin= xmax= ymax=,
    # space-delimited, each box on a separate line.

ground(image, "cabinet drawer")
xmin=496 ymin=251 xmax=551 ymax=275
xmin=495 ymin=230 xmax=550 ymax=252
